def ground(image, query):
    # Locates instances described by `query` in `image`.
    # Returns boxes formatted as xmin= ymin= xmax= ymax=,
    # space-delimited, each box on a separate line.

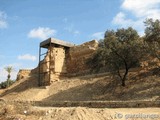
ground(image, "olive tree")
xmin=144 ymin=18 xmax=160 ymax=61
xmin=88 ymin=27 xmax=145 ymax=86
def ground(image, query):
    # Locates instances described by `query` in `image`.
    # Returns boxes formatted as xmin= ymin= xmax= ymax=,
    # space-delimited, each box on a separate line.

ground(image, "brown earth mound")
xmin=0 ymin=71 xmax=160 ymax=102
xmin=0 ymin=100 xmax=160 ymax=120
xmin=0 ymin=71 xmax=160 ymax=120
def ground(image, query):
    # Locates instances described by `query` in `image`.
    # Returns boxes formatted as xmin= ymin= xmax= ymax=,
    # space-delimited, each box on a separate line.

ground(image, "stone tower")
xmin=39 ymin=38 xmax=74 ymax=86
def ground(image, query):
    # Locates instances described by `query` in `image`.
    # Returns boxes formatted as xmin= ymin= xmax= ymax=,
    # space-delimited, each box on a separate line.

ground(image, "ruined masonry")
xmin=17 ymin=38 xmax=98 ymax=86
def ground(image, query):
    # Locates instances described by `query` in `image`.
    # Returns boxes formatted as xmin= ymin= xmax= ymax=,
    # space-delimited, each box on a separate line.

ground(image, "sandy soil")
xmin=0 ymin=90 xmax=3 ymax=95
xmin=0 ymin=105 xmax=160 ymax=120
xmin=0 ymin=73 xmax=160 ymax=102
xmin=0 ymin=72 xmax=159 ymax=120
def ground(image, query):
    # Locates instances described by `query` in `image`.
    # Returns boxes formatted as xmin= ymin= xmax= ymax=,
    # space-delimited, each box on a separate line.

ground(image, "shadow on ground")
xmin=42 ymin=72 xmax=160 ymax=102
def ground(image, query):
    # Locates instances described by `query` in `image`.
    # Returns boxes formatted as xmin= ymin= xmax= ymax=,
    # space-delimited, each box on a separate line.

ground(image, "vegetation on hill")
xmin=88 ymin=18 xmax=160 ymax=86
xmin=144 ymin=18 xmax=160 ymax=62
xmin=0 ymin=66 xmax=15 ymax=89
xmin=0 ymin=80 xmax=15 ymax=89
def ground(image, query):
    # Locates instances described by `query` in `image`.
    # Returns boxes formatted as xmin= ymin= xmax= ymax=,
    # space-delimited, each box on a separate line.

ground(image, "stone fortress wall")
xmin=41 ymin=40 xmax=98 ymax=84
xmin=16 ymin=39 xmax=98 ymax=85
xmin=40 ymin=46 xmax=67 ymax=84
xmin=16 ymin=69 xmax=32 ymax=80
xmin=67 ymin=40 xmax=98 ymax=75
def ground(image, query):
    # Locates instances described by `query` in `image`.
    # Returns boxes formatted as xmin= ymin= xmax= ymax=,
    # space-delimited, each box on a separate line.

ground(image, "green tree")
xmin=4 ymin=66 xmax=14 ymax=88
xmin=0 ymin=81 xmax=7 ymax=89
xmin=88 ymin=27 xmax=145 ymax=86
xmin=87 ymin=39 xmax=110 ymax=73
xmin=144 ymin=18 xmax=160 ymax=61
xmin=104 ymin=28 xmax=144 ymax=86
xmin=0 ymin=80 xmax=15 ymax=89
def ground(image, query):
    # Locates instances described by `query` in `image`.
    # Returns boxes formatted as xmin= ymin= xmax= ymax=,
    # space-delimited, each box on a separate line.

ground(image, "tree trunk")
xmin=7 ymin=74 xmax=10 ymax=88
xmin=121 ymin=61 xmax=129 ymax=87
xmin=8 ymin=74 xmax=11 ymax=80
xmin=122 ymin=76 xmax=126 ymax=86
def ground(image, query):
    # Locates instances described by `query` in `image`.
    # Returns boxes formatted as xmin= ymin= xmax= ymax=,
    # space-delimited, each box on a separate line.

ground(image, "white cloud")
xmin=121 ymin=0 xmax=160 ymax=19
xmin=112 ymin=12 xmax=144 ymax=35
xmin=91 ymin=32 xmax=104 ymax=40
xmin=0 ymin=11 xmax=7 ymax=28
xmin=112 ymin=12 xmax=134 ymax=27
xmin=18 ymin=54 xmax=37 ymax=61
xmin=28 ymin=27 xmax=57 ymax=40
xmin=112 ymin=0 xmax=160 ymax=36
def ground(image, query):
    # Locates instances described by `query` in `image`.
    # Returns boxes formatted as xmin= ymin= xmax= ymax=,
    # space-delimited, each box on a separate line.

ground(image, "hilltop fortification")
xmin=17 ymin=38 xmax=98 ymax=85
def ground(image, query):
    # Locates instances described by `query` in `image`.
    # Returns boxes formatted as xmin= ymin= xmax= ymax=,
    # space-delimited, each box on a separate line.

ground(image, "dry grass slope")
xmin=0 ymin=70 xmax=160 ymax=120
xmin=0 ymin=70 xmax=160 ymax=102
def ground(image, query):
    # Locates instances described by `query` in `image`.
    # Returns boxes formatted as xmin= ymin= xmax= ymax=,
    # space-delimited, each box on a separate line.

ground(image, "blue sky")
xmin=0 ymin=0 xmax=160 ymax=82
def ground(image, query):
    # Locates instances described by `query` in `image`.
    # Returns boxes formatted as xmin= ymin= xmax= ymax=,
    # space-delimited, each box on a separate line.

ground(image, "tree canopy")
xmin=88 ymin=27 xmax=145 ymax=86
xmin=144 ymin=18 xmax=160 ymax=61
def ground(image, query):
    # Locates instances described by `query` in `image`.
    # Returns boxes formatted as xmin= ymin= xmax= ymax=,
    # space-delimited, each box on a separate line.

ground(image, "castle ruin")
xmin=17 ymin=38 xmax=98 ymax=86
